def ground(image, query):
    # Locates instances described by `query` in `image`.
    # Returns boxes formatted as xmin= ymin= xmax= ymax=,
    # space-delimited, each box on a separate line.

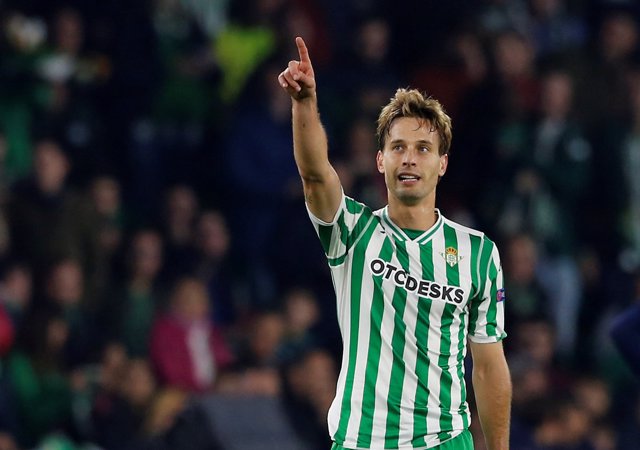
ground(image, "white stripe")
xmin=328 ymin=264 xmax=349 ymax=437
xmin=343 ymin=233 xmax=385 ymax=446
xmin=396 ymin=240 xmax=422 ymax=446
xmin=369 ymin=262 xmax=394 ymax=448
xmin=449 ymin=229 xmax=473 ymax=430
xmin=426 ymin=232 xmax=447 ymax=433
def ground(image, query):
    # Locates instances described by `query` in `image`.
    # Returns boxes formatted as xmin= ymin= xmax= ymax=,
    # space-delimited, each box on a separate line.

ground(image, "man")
xmin=278 ymin=37 xmax=511 ymax=450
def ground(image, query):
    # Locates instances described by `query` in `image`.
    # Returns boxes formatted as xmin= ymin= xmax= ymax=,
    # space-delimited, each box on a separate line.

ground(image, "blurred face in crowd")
xmin=170 ymin=278 xmax=210 ymax=322
xmin=34 ymin=140 xmax=69 ymax=194
xmin=166 ymin=185 xmax=198 ymax=226
xmin=506 ymin=234 xmax=538 ymax=284
xmin=284 ymin=288 xmax=319 ymax=335
xmin=47 ymin=316 xmax=69 ymax=352
xmin=541 ymin=72 xmax=573 ymax=120
xmin=131 ymin=231 xmax=163 ymax=281
xmin=600 ymin=13 xmax=638 ymax=62
xmin=494 ymin=32 xmax=534 ymax=78
xmin=196 ymin=211 xmax=230 ymax=260
xmin=54 ymin=7 xmax=83 ymax=55
xmin=358 ymin=18 xmax=390 ymax=64
xmin=377 ymin=117 xmax=447 ymax=207
xmin=572 ymin=377 xmax=611 ymax=420
xmin=515 ymin=320 xmax=555 ymax=366
xmin=47 ymin=259 xmax=83 ymax=306
xmin=91 ymin=176 xmax=121 ymax=217
xmin=122 ymin=359 xmax=157 ymax=408
xmin=250 ymin=313 xmax=285 ymax=363
xmin=1 ymin=265 xmax=32 ymax=311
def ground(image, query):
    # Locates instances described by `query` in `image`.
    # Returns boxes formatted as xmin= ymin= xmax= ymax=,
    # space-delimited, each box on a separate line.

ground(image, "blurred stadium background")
xmin=0 ymin=0 xmax=639 ymax=449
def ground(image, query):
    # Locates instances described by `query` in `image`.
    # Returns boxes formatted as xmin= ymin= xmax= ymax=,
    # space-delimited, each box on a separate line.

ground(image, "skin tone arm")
xmin=278 ymin=37 xmax=342 ymax=222
xmin=469 ymin=340 xmax=512 ymax=450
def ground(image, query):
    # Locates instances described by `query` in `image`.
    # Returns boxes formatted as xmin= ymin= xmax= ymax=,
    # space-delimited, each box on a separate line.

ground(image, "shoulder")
xmin=441 ymin=215 xmax=499 ymax=253
xmin=441 ymin=215 xmax=487 ymax=239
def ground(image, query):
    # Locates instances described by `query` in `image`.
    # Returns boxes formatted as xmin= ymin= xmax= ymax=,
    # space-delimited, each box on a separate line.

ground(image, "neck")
xmin=387 ymin=198 xmax=437 ymax=230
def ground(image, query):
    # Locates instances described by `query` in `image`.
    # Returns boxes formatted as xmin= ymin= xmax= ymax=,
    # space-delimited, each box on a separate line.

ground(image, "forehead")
xmin=387 ymin=117 xmax=439 ymax=144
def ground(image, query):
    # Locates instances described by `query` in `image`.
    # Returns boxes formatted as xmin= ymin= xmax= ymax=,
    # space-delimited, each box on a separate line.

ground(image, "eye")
xmin=419 ymin=146 xmax=429 ymax=152
xmin=392 ymin=145 xmax=403 ymax=151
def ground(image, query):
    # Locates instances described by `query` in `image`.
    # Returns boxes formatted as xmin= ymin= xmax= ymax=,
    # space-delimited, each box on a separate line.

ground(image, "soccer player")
xmin=278 ymin=37 xmax=511 ymax=450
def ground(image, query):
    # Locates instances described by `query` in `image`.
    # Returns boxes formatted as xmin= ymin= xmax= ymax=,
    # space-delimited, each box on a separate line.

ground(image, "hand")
xmin=278 ymin=36 xmax=316 ymax=101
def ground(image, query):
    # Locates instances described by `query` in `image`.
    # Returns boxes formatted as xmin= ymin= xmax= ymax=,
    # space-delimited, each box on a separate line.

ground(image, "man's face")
xmin=376 ymin=117 xmax=447 ymax=206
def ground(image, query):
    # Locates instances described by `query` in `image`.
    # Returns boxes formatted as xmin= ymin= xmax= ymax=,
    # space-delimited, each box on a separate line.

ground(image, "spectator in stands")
xmin=150 ymin=277 xmax=234 ymax=392
xmin=0 ymin=261 xmax=31 ymax=329
xmin=8 ymin=139 xmax=99 ymax=290
xmin=89 ymin=174 xmax=125 ymax=298
xmin=502 ymin=233 xmax=550 ymax=323
xmin=278 ymin=287 xmax=321 ymax=363
xmin=42 ymin=257 xmax=95 ymax=367
xmin=193 ymin=210 xmax=238 ymax=325
xmin=283 ymin=349 xmax=336 ymax=450
xmin=160 ymin=184 xmax=199 ymax=281
xmin=217 ymin=311 xmax=285 ymax=396
xmin=6 ymin=308 xmax=73 ymax=447
xmin=101 ymin=229 xmax=164 ymax=357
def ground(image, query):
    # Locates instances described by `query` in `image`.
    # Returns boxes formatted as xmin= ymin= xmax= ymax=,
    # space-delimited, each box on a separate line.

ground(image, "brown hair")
xmin=376 ymin=89 xmax=452 ymax=156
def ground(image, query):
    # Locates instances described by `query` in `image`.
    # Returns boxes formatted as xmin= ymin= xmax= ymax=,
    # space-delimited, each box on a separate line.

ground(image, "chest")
xmin=354 ymin=226 xmax=477 ymax=310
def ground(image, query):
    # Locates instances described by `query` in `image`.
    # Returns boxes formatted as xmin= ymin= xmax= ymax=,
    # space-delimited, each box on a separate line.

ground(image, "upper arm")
xmin=302 ymin=162 xmax=343 ymax=223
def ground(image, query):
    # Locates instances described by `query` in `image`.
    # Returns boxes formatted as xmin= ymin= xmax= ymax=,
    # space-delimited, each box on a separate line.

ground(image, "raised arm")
xmin=278 ymin=37 xmax=341 ymax=222
xmin=469 ymin=340 xmax=511 ymax=450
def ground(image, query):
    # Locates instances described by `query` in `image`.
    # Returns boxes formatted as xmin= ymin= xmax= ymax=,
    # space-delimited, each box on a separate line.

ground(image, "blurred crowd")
xmin=0 ymin=0 xmax=639 ymax=449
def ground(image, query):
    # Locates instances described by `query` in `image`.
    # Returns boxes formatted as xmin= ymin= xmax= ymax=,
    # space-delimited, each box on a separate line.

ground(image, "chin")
xmin=395 ymin=192 xmax=423 ymax=205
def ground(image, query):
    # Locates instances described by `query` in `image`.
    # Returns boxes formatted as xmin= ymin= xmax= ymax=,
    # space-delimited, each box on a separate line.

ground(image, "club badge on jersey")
xmin=441 ymin=246 xmax=463 ymax=267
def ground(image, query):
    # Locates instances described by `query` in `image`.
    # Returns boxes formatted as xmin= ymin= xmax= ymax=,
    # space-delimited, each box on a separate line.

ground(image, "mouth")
xmin=398 ymin=173 xmax=421 ymax=184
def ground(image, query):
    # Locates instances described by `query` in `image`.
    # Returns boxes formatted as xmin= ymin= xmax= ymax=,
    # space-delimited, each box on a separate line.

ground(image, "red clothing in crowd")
xmin=150 ymin=314 xmax=234 ymax=392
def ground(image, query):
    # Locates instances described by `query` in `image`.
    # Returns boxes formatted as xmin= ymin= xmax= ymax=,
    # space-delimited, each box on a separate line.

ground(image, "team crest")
xmin=441 ymin=246 xmax=463 ymax=267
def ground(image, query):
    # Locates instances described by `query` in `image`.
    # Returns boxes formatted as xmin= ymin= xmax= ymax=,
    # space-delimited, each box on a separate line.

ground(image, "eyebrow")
xmin=389 ymin=139 xmax=434 ymax=145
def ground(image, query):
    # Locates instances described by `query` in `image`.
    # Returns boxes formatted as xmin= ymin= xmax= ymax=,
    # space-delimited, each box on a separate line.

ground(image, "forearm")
xmin=473 ymin=357 xmax=512 ymax=450
xmin=292 ymin=96 xmax=341 ymax=220
xmin=292 ymin=96 xmax=330 ymax=181
xmin=280 ymin=37 xmax=341 ymax=221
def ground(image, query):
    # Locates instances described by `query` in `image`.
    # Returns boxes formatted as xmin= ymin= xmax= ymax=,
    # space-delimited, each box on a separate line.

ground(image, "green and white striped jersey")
xmin=309 ymin=193 xmax=506 ymax=450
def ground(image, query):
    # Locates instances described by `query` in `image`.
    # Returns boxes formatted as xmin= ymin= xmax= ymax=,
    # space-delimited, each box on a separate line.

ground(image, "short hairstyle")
xmin=376 ymin=88 xmax=453 ymax=156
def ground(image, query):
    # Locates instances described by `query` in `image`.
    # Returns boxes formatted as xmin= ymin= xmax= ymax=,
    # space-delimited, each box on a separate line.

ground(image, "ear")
xmin=376 ymin=150 xmax=384 ymax=174
xmin=439 ymin=154 xmax=448 ymax=177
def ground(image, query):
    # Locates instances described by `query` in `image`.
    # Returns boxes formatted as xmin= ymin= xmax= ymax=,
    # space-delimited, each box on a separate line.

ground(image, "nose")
xmin=402 ymin=147 xmax=417 ymax=166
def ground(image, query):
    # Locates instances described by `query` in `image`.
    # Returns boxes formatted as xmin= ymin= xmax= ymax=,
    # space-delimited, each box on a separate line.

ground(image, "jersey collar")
xmin=381 ymin=207 xmax=443 ymax=243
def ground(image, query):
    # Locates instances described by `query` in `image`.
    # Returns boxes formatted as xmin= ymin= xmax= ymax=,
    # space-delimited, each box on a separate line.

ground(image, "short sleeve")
xmin=468 ymin=237 xmax=507 ymax=343
xmin=307 ymin=192 xmax=373 ymax=265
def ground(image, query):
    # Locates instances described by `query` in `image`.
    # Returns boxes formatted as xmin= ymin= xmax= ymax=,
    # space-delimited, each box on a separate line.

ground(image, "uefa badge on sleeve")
xmin=496 ymin=288 xmax=506 ymax=303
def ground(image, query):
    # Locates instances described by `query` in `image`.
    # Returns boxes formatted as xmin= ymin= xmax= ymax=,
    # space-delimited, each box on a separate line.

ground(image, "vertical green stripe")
xmin=443 ymin=224 xmax=460 ymax=287
xmin=468 ymin=235 xmax=481 ymax=300
xmin=457 ymin=314 xmax=469 ymax=429
xmin=355 ymin=237 xmax=394 ymax=447
xmin=469 ymin=238 xmax=494 ymax=333
xmin=485 ymin=258 xmax=499 ymax=337
xmin=384 ymin=241 xmax=410 ymax=447
xmin=412 ymin=241 xmax=434 ymax=447
xmin=438 ymin=224 xmax=460 ymax=437
xmin=334 ymin=218 xmax=380 ymax=442
xmin=437 ymin=303 xmax=455 ymax=440
xmin=318 ymin=224 xmax=334 ymax=254
xmin=337 ymin=213 xmax=350 ymax=246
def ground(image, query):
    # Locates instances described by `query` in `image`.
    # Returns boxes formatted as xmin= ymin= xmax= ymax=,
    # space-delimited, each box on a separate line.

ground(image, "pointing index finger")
xmin=295 ymin=37 xmax=312 ymax=66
